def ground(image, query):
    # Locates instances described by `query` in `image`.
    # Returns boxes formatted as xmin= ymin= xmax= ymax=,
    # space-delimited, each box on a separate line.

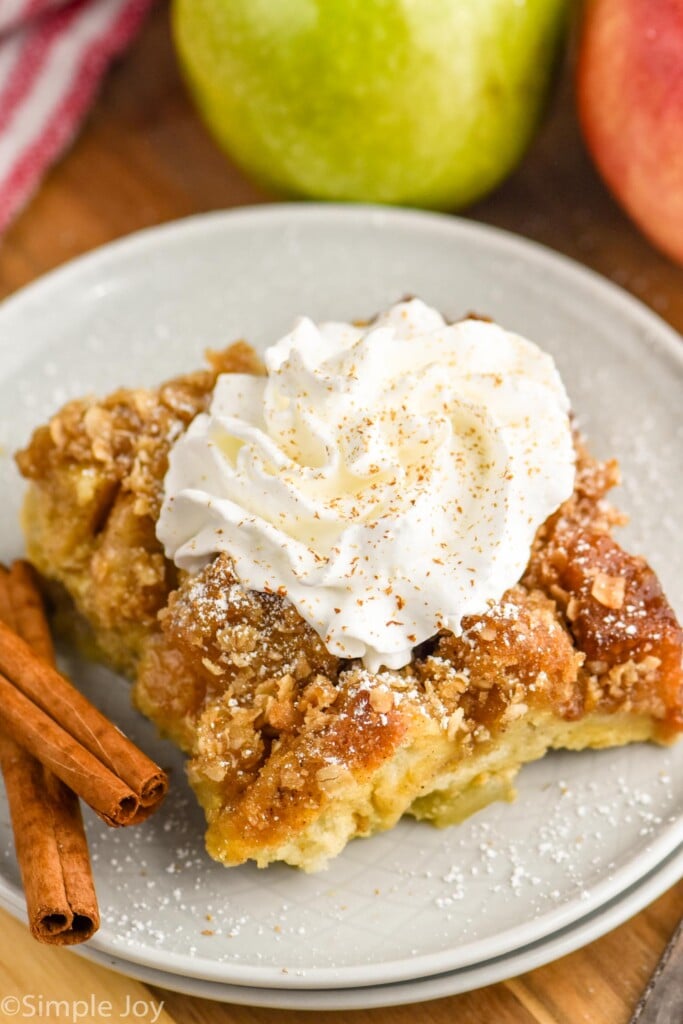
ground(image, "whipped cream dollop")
xmin=158 ymin=300 xmax=575 ymax=671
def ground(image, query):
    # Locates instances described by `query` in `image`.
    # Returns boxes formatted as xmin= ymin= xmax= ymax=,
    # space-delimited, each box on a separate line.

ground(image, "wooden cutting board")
xmin=0 ymin=9 xmax=681 ymax=1023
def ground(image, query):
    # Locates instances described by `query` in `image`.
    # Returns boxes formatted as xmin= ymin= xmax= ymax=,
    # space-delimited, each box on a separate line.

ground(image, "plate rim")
xmin=0 ymin=203 xmax=681 ymax=990
xmin=60 ymin=842 xmax=683 ymax=1010
xmin=1 ymin=203 xmax=681 ymax=365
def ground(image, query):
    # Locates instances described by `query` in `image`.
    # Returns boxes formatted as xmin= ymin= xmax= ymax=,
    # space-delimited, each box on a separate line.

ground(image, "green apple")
xmin=173 ymin=0 xmax=568 ymax=209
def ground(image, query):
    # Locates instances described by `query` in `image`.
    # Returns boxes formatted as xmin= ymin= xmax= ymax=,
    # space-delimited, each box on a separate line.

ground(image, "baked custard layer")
xmin=16 ymin=343 xmax=683 ymax=871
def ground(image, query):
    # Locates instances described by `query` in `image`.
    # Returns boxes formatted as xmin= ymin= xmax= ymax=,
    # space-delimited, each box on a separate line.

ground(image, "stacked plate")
xmin=0 ymin=207 xmax=681 ymax=1010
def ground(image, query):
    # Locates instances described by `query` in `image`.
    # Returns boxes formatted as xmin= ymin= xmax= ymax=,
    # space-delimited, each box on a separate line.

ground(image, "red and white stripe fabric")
xmin=0 ymin=0 xmax=154 ymax=233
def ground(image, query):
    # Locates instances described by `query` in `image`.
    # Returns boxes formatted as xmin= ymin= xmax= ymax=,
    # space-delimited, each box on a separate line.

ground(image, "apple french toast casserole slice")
xmin=16 ymin=344 xmax=683 ymax=871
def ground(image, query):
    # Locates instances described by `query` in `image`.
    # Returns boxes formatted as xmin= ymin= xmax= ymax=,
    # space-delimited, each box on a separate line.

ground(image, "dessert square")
xmin=16 ymin=302 xmax=682 ymax=871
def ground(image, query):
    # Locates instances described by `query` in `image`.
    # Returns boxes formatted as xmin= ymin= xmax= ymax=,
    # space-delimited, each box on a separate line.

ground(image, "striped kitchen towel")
xmin=0 ymin=0 xmax=154 ymax=233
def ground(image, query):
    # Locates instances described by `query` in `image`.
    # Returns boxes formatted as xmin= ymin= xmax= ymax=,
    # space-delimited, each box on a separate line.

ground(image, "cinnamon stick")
xmin=0 ymin=669 xmax=140 ymax=825
xmin=0 ymin=617 xmax=168 ymax=813
xmin=0 ymin=568 xmax=15 ymax=637
xmin=8 ymin=560 xmax=55 ymax=662
xmin=0 ymin=564 xmax=99 ymax=944
xmin=0 ymin=735 xmax=99 ymax=943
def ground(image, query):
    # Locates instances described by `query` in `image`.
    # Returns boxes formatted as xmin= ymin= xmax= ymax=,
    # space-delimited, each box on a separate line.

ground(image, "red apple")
xmin=577 ymin=0 xmax=683 ymax=264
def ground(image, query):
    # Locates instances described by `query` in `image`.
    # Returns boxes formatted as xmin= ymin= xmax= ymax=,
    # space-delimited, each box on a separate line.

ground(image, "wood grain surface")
xmin=0 ymin=7 xmax=681 ymax=1023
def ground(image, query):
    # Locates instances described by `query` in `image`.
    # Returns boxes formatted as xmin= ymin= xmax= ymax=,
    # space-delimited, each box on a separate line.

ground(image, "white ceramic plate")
xmin=0 ymin=206 xmax=681 ymax=991
xmin=60 ymin=843 xmax=683 ymax=1009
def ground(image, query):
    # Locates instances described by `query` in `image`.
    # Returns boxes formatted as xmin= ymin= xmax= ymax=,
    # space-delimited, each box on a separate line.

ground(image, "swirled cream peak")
xmin=158 ymin=300 xmax=575 ymax=671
